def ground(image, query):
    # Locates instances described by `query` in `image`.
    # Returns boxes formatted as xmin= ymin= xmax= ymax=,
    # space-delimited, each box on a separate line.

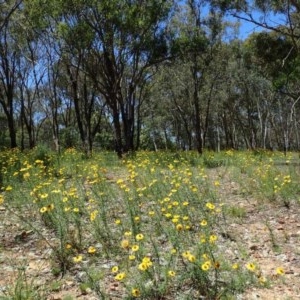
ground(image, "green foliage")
xmin=171 ymin=34 xmax=209 ymax=57
xmin=203 ymin=152 xmax=227 ymax=168
xmin=29 ymin=144 xmax=54 ymax=168
xmin=62 ymin=296 xmax=74 ymax=300
xmin=211 ymin=0 xmax=247 ymax=11
xmin=60 ymin=128 xmax=80 ymax=149
xmin=224 ymin=205 xmax=246 ymax=219
xmin=58 ymin=20 xmax=95 ymax=49
xmin=254 ymin=0 xmax=291 ymax=13
xmin=1 ymin=265 xmax=45 ymax=300
xmin=245 ymin=31 xmax=300 ymax=89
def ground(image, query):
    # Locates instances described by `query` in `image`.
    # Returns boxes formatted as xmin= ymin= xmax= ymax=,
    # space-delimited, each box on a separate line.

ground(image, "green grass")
xmin=0 ymin=148 xmax=296 ymax=299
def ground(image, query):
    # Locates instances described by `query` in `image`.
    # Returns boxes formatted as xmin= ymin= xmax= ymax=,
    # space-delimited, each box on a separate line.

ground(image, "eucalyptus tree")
xmin=23 ymin=1 xmax=105 ymax=153
xmin=37 ymin=25 xmax=65 ymax=151
xmin=149 ymin=42 xmax=234 ymax=152
xmin=165 ymin=0 xmax=226 ymax=153
xmin=56 ymin=20 xmax=107 ymax=155
xmin=24 ymin=0 xmax=173 ymax=157
xmin=0 ymin=0 xmax=24 ymax=148
xmin=0 ymin=0 xmax=23 ymax=33
xmin=80 ymin=0 xmax=173 ymax=156
xmin=140 ymin=66 xmax=185 ymax=150
xmin=208 ymin=0 xmax=300 ymax=152
xmin=244 ymin=31 xmax=300 ymax=152
xmin=14 ymin=19 xmax=47 ymax=149
xmin=171 ymin=0 xmax=206 ymax=153
xmin=212 ymin=0 xmax=300 ymax=42
xmin=220 ymin=42 xmax=273 ymax=150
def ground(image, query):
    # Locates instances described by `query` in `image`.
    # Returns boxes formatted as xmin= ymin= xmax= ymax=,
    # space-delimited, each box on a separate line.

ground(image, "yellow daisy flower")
xmin=115 ymin=272 xmax=126 ymax=281
xmin=132 ymin=288 xmax=141 ymax=297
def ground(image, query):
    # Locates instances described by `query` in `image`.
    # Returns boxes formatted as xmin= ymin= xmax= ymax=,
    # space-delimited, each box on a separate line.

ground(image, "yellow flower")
xmin=138 ymin=262 xmax=148 ymax=271
xmin=148 ymin=211 xmax=155 ymax=216
xmin=65 ymin=243 xmax=72 ymax=250
xmin=142 ymin=257 xmax=152 ymax=266
xmin=40 ymin=206 xmax=47 ymax=213
xmin=51 ymin=189 xmax=61 ymax=194
xmin=115 ymin=272 xmax=126 ymax=281
xmin=200 ymin=219 xmax=207 ymax=226
xmin=132 ymin=245 xmax=139 ymax=252
xmin=176 ymin=224 xmax=183 ymax=231
xmin=73 ymin=207 xmax=79 ymax=213
xmin=182 ymin=251 xmax=191 ymax=259
xmin=246 ymin=262 xmax=256 ymax=272
xmin=115 ymin=219 xmax=121 ymax=225
xmin=124 ymin=231 xmax=132 ymax=236
xmin=129 ymin=255 xmax=136 ymax=261
xmin=5 ymin=186 xmax=12 ymax=191
xmin=88 ymin=246 xmax=96 ymax=254
xmin=202 ymin=253 xmax=209 ymax=260
xmin=164 ymin=213 xmax=172 ymax=218
xmin=200 ymin=235 xmax=206 ymax=243
xmin=136 ymin=233 xmax=144 ymax=241
xmin=23 ymin=172 xmax=30 ymax=180
xmin=90 ymin=210 xmax=98 ymax=221
xmin=170 ymin=248 xmax=177 ymax=254
xmin=259 ymin=276 xmax=267 ymax=285
xmin=214 ymin=181 xmax=220 ymax=187
xmin=209 ymin=234 xmax=217 ymax=243
xmin=163 ymin=197 xmax=170 ymax=202
xmin=35 ymin=159 xmax=44 ymax=164
xmin=116 ymin=179 xmax=124 ymax=185
xmin=47 ymin=204 xmax=54 ymax=211
xmin=111 ymin=266 xmax=119 ymax=273
xmin=187 ymin=254 xmax=196 ymax=263
xmin=232 ymin=263 xmax=239 ymax=270
xmin=206 ymin=202 xmax=215 ymax=210
xmin=121 ymin=239 xmax=130 ymax=249
xmin=276 ymin=267 xmax=285 ymax=276
xmin=201 ymin=261 xmax=211 ymax=271
xmin=168 ymin=270 xmax=176 ymax=277
xmin=73 ymin=255 xmax=83 ymax=263
xmin=131 ymin=288 xmax=141 ymax=297
xmin=139 ymin=257 xmax=152 ymax=271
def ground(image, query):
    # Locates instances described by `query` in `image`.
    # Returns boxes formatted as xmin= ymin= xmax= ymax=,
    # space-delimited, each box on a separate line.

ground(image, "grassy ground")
xmin=0 ymin=148 xmax=299 ymax=299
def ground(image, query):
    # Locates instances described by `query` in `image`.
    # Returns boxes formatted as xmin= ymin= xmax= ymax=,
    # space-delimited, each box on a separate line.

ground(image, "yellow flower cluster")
xmin=138 ymin=257 xmax=153 ymax=271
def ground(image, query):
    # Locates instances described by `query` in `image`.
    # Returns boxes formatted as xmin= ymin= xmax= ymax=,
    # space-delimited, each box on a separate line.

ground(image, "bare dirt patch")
xmin=214 ymin=168 xmax=300 ymax=300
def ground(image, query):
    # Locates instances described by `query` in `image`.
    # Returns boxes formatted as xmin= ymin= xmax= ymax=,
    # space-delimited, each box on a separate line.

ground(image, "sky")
xmin=238 ymin=20 xmax=265 ymax=39
xmin=234 ymin=10 xmax=287 ymax=40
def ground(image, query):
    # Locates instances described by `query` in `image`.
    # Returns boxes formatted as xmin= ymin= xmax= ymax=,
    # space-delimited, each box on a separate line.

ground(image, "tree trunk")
xmin=112 ymin=108 xmax=123 ymax=158
xmin=193 ymin=78 xmax=203 ymax=154
xmin=7 ymin=114 xmax=17 ymax=148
